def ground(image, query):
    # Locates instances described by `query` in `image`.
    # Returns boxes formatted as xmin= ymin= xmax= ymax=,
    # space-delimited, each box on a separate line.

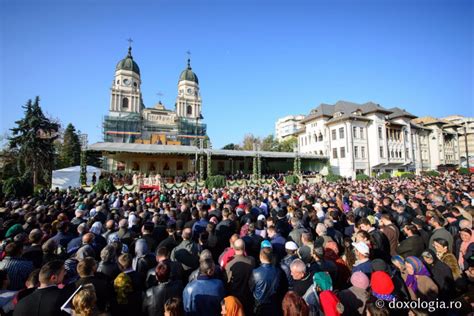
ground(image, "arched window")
xmin=122 ymin=97 xmax=129 ymax=108
xmin=187 ymin=105 xmax=192 ymax=115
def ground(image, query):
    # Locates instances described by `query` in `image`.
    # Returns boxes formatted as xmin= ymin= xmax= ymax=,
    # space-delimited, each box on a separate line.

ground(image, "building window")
xmin=333 ymin=148 xmax=338 ymax=158
xmin=332 ymin=129 xmax=337 ymax=140
xmin=176 ymin=161 xmax=183 ymax=171
xmin=378 ymin=126 xmax=383 ymax=139
xmin=318 ymin=133 xmax=323 ymax=141
xmin=339 ymin=127 xmax=344 ymax=139
xmin=340 ymin=147 xmax=345 ymax=158
xmin=187 ymin=105 xmax=193 ymax=115
xmin=122 ymin=97 xmax=129 ymax=108
xmin=361 ymin=146 xmax=365 ymax=158
xmin=405 ymin=149 xmax=409 ymax=159
xmin=353 ymin=127 xmax=357 ymax=138
xmin=380 ymin=146 xmax=384 ymax=158
xmin=354 ymin=146 xmax=358 ymax=158
xmin=360 ymin=127 xmax=364 ymax=139
xmin=133 ymin=82 xmax=138 ymax=87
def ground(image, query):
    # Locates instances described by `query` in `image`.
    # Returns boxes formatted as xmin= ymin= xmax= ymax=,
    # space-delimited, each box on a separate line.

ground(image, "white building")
xmin=275 ymin=115 xmax=305 ymax=141
xmin=442 ymin=115 xmax=474 ymax=166
xmin=297 ymin=100 xmax=461 ymax=178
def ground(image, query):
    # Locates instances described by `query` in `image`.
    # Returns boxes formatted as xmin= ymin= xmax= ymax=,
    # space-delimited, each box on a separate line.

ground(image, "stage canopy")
xmin=51 ymin=165 xmax=103 ymax=189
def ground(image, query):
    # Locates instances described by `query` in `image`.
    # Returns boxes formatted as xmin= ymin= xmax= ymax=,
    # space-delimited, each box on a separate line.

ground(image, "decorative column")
xmin=207 ymin=141 xmax=212 ymax=178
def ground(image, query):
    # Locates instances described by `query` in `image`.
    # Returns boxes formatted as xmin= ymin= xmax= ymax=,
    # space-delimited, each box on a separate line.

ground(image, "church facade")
xmin=103 ymin=45 xmax=206 ymax=145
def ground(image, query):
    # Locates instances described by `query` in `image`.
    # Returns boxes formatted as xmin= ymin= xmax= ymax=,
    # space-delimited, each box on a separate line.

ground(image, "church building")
xmin=103 ymin=45 xmax=206 ymax=145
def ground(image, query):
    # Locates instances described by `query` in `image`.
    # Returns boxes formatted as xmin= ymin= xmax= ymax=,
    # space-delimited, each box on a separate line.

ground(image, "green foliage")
xmin=9 ymin=97 xmax=60 ymax=186
xmin=277 ymin=136 xmax=297 ymax=152
xmin=58 ymin=123 xmax=81 ymax=168
xmin=261 ymin=134 xmax=279 ymax=152
xmin=399 ymin=172 xmax=415 ymax=179
xmin=93 ymin=178 xmax=115 ymax=193
xmin=2 ymin=176 xmax=32 ymax=198
xmin=356 ymin=174 xmax=370 ymax=181
xmin=326 ymin=174 xmax=343 ymax=182
xmin=221 ymin=143 xmax=241 ymax=150
xmin=377 ymin=173 xmax=391 ymax=180
xmin=285 ymin=175 xmax=300 ymax=185
xmin=459 ymin=167 xmax=470 ymax=175
xmin=424 ymin=170 xmax=440 ymax=177
xmin=205 ymin=175 xmax=226 ymax=189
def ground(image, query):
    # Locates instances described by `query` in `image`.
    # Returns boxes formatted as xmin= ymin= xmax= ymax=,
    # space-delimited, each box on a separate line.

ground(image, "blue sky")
xmin=0 ymin=0 xmax=472 ymax=148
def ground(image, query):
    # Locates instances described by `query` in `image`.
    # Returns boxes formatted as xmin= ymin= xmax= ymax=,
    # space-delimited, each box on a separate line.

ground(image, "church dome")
xmin=179 ymin=59 xmax=199 ymax=84
xmin=116 ymin=47 xmax=140 ymax=75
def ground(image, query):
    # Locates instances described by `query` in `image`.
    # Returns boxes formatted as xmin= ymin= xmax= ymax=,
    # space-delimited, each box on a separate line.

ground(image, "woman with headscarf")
xmin=97 ymin=245 xmax=121 ymax=281
xmin=421 ymin=249 xmax=455 ymax=300
xmin=220 ymin=296 xmax=245 ymax=316
xmin=89 ymin=221 xmax=107 ymax=254
xmin=403 ymin=256 xmax=438 ymax=301
xmin=324 ymin=241 xmax=351 ymax=289
xmin=282 ymin=291 xmax=309 ymax=316
xmin=433 ymin=237 xmax=462 ymax=280
xmin=455 ymin=228 xmax=474 ymax=272
xmin=132 ymin=239 xmax=156 ymax=282
xmin=303 ymin=271 xmax=334 ymax=315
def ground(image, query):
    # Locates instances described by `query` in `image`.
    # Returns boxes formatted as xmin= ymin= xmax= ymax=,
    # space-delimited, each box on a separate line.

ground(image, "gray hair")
xmin=290 ymin=258 xmax=306 ymax=274
xmin=199 ymin=258 xmax=215 ymax=276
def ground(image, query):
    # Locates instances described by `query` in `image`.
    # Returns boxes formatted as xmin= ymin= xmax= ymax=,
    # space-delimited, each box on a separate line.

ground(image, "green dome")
xmin=179 ymin=59 xmax=199 ymax=84
xmin=116 ymin=47 xmax=140 ymax=75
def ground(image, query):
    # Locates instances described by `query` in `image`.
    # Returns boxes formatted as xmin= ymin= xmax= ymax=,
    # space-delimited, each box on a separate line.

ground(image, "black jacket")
xmin=396 ymin=235 xmax=425 ymax=258
xmin=142 ymin=280 xmax=183 ymax=316
xmin=13 ymin=287 xmax=65 ymax=316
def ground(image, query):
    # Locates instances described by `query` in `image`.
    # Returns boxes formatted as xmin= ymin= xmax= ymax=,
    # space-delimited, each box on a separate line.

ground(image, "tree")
xmin=221 ymin=143 xmax=241 ymax=150
xmin=242 ymin=134 xmax=261 ymax=151
xmin=9 ymin=97 xmax=60 ymax=187
xmin=58 ymin=123 xmax=81 ymax=168
xmin=261 ymin=134 xmax=279 ymax=152
xmin=277 ymin=136 xmax=297 ymax=152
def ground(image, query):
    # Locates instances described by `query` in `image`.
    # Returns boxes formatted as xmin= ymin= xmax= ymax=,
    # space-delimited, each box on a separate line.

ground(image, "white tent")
xmin=51 ymin=165 xmax=103 ymax=190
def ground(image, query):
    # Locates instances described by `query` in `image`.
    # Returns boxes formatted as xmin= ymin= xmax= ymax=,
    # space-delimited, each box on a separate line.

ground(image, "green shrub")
xmin=424 ymin=170 xmax=440 ymax=177
xmin=326 ymin=174 xmax=343 ymax=182
xmin=205 ymin=175 xmax=226 ymax=189
xmin=377 ymin=173 xmax=391 ymax=180
xmin=399 ymin=172 xmax=415 ymax=179
xmin=355 ymin=174 xmax=370 ymax=181
xmin=285 ymin=175 xmax=300 ymax=185
xmin=93 ymin=178 xmax=116 ymax=193
xmin=459 ymin=167 xmax=470 ymax=175
xmin=2 ymin=177 xmax=32 ymax=198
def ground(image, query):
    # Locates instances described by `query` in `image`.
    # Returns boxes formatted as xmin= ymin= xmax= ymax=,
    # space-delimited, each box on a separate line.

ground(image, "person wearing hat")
xmin=402 ymin=256 xmax=439 ymax=301
xmin=370 ymin=270 xmax=396 ymax=301
xmin=351 ymin=242 xmax=372 ymax=277
xmin=280 ymin=241 xmax=299 ymax=283
xmin=421 ymin=249 xmax=455 ymax=300
xmin=302 ymin=272 xmax=335 ymax=316
xmin=337 ymin=271 xmax=370 ymax=315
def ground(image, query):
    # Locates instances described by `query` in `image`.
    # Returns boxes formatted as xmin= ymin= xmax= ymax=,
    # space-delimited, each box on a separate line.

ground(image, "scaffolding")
xmin=103 ymin=113 xmax=142 ymax=143
xmin=177 ymin=118 xmax=207 ymax=145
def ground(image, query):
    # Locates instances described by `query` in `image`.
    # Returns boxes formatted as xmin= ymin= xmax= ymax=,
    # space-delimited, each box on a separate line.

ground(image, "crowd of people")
xmin=0 ymin=172 xmax=472 ymax=316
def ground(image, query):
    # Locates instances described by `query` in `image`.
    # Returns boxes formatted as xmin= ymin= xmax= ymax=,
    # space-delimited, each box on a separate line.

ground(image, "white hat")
xmin=285 ymin=241 xmax=298 ymax=251
xmin=352 ymin=241 xmax=370 ymax=255
xmin=257 ymin=214 xmax=266 ymax=221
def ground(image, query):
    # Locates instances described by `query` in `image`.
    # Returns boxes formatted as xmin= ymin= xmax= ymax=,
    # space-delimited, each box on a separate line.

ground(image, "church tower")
xmin=176 ymin=59 xmax=202 ymax=118
xmin=109 ymin=45 xmax=143 ymax=113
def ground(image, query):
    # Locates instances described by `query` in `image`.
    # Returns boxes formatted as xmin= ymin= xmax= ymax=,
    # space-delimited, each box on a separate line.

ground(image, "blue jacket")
xmin=250 ymin=263 xmax=280 ymax=305
xmin=183 ymin=275 xmax=224 ymax=316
